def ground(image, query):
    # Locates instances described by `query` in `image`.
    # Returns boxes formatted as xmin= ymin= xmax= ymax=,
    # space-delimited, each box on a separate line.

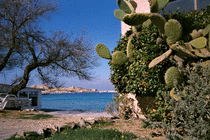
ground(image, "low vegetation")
xmin=16 ymin=114 xmax=54 ymax=120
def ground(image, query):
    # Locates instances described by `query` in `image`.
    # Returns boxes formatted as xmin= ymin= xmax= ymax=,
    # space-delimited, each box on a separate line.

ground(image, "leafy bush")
xmin=7 ymin=132 xmax=45 ymax=140
xmin=161 ymin=64 xmax=210 ymax=139
xmin=110 ymin=24 xmax=171 ymax=97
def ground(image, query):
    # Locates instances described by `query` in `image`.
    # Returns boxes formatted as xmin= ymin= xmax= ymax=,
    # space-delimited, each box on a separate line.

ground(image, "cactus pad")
xmin=143 ymin=19 xmax=152 ymax=27
xmin=165 ymin=66 xmax=182 ymax=88
xmin=114 ymin=9 xmax=126 ymax=21
xmin=157 ymin=0 xmax=170 ymax=10
xmin=189 ymin=37 xmax=207 ymax=49
xmin=117 ymin=0 xmax=134 ymax=14
xmin=112 ymin=51 xmax=128 ymax=65
xmin=149 ymin=49 xmax=172 ymax=68
xmin=95 ymin=43 xmax=111 ymax=59
xmin=150 ymin=0 xmax=159 ymax=13
xmin=156 ymin=37 xmax=163 ymax=45
xmin=127 ymin=34 xmax=135 ymax=61
xmin=130 ymin=0 xmax=137 ymax=11
xmin=190 ymin=29 xmax=203 ymax=39
xmin=150 ymin=13 xmax=166 ymax=35
xmin=165 ymin=19 xmax=182 ymax=46
xmin=169 ymin=44 xmax=197 ymax=58
xmin=193 ymin=48 xmax=210 ymax=58
xmin=199 ymin=60 xmax=210 ymax=68
xmin=170 ymin=88 xmax=181 ymax=101
xmin=123 ymin=13 xmax=150 ymax=26
xmin=203 ymin=24 xmax=210 ymax=36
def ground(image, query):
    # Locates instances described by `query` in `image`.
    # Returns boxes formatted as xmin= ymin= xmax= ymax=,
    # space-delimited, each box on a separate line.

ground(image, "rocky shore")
xmin=31 ymin=85 xmax=99 ymax=94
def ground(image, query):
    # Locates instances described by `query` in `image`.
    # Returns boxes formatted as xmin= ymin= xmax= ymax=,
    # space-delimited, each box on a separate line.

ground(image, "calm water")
xmin=41 ymin=92 xmax=116 ymax=112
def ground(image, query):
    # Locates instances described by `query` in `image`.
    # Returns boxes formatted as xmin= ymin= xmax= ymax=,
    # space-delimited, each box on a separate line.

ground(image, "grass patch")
xmin=49 ymin=127 xmax=138 ymax=140
xmin=91 ymin=119 xmax=113 ymax=128
xmin=6 ymin=131 xmax=45 ymax=140
xmin=16 ymin=114 xmax=54 ymax=120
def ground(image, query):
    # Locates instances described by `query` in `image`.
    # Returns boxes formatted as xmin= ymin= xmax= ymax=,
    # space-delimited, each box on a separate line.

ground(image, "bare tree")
xmin=0 ymin=0 xmax=98 ymax=95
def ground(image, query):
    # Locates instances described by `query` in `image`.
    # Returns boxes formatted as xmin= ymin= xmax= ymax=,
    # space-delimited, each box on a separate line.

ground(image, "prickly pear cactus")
xmin=123 ymin=13 xmax=151 ymax=26
xmin=150 ymin=13 xmax=166 ymax=35
xmin=189 ymin=37 xmax=207 ymax=49
xmin=164 ymin=66 xmax=182 ymax=88
xmin=117 ymin=0 xmax=135 ymax=14
xmin=165 ymin=19 xmax=182 ymax=46
xmin=112 ymin=51 xmax=128 ymax=65
xmin=114 ymin=9 xmax=126 ymax=20
xmin=170 ymin=88 xmax=181 ymax=101
xmin=95 ymin=44 xmax=111 ymax=59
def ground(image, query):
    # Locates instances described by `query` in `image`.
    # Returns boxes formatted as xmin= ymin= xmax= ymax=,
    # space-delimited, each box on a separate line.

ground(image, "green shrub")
xmin=7 ymin=132 xmax=45 ymax=140
xmin=161 ymin=64 xmax=210 ymax=139
xmin=110 ymin=24 xmax=171 ymax=97
xmin=49 ymin=128 xmax=138 ymax=140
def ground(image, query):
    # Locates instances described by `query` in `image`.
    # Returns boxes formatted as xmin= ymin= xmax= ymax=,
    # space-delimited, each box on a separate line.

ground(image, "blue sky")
xmin=0 ymin=0 xmax=210 ymax=91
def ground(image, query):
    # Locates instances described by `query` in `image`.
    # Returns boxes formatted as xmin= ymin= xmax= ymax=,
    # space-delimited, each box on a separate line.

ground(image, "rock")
xmin=43 ymin=128 xmax=56 ymax=137
xmin=25 ymin=109 xmax=30 ymax=112
xmin=37 ymin=129 xmax=44 ymax=135
xmin=86 ymin=124 xmax=92 ymax=129
xmin=54 ymin=125 xmax=65 ymax=133
xmin=78 ymin=118 xmax=86 ymax=128
xmin=30 ymin=108 xmax=36 ymax=112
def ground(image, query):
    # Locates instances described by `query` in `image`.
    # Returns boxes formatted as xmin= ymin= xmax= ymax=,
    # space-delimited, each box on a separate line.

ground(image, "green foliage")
xmin=7 ymin=132 xmax=45 ymax=140
xmin=16 ymin=113 xmax=54 ymax=120
xmin=162 ymin=65 xmax=210 ymax=139
xmin=49 ymin=128 xmax=138 ymax=140
xmin=110 ymin=24 xmax=172 ymax=100
xmin=95 ymin=43 xmax=111 ymax=59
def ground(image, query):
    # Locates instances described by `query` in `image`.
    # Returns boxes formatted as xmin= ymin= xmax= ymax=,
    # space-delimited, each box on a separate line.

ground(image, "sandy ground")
xmin=0 ymin=110 xmax=113 ymax=140
xmin=0 ymin=110 xmax=166 ymax=140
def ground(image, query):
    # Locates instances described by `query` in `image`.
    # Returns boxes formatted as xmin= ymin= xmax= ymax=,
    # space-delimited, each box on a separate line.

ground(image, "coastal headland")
xmin=31 ymin=85 xmax=116 ymax=94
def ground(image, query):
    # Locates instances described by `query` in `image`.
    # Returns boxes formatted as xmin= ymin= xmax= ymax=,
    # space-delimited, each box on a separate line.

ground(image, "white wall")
xmin=121 ymin=0 xmax=150 ymax=36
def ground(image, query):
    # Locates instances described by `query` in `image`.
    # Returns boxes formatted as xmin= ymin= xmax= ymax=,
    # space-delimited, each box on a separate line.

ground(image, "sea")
xmin=41 ymin=92 xmax=117 ymax=112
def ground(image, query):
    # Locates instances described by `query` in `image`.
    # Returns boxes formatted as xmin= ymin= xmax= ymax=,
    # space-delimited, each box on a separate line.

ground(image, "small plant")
xmin=7 ymin=131 xmax=45 ymax=140
xmin=91 ymin=119 xmax=113 ymax=128
xmin=49 ymin=127 xmax=138 ymax=140
xmin=17 ymin=113 xmax=54 ymax=120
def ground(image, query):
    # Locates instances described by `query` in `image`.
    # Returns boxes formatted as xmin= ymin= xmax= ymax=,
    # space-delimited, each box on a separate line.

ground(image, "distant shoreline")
xmin=42 ymin=91 xmax=117 ymax=95
xmin=31 ymin=84 xmax=117 ymax=95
